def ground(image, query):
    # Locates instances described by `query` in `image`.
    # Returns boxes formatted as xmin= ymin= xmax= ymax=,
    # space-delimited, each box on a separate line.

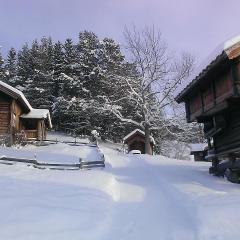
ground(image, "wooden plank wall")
xmin=215 ymin=73 xmax=233 ymax=103
xmin=214 ymin=107 xmax=240 ymax=153
xmin=0 ymin=95 xmax=11 ymax=135
xmin=188 ymin=68 xmax=234 ymax=121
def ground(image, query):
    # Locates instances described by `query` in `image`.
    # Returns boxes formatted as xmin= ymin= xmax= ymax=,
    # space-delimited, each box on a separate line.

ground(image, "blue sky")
xmin=1 ymin=0 xmax=240 ymax=63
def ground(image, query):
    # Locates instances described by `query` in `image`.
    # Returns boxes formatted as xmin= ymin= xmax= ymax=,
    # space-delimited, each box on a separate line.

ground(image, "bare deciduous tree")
xmin=100 ymin=26 xmax=194 ymax=154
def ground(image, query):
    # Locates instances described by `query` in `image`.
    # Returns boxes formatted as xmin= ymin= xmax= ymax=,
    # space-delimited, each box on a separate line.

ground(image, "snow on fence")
xmin=25 ymin=138 xmax=91 ymax=146
xmin=0 ymin=155 xmax=105 ymax=170
xmin=0 ymin=140 xmax=105 ymax=170
xmin=0 ymin=131 xmax=105 ymax=170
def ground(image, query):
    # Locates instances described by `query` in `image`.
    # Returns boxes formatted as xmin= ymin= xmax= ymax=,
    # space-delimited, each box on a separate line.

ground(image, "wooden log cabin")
xmin=0 ymin=80 xmax=52 ymax=143
xmin=123 ymin=129 xmax=155 ymax=155
xmin=175 ymin=36 xmax=240 ymax=180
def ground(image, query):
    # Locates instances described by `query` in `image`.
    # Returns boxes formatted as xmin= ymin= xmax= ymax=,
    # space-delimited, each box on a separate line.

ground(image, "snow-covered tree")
xmin=16 ymin=43 xmax=32 ymax=89
xmin=5 ymin=47 xmax=17 ymax=83
xmin=78 ymin=31 xmax=100 ymax=97
xmin=98 ymin=26 xmax=194 ymax=154
xmin=23 ymin=38 xmax=55 ymax=109
xmin=62 ymin=38 xmax=83 ymax=97
xmin=52 ymin=41 xmax=65 ymax=97
xmin=97 ymin=38 xmax=125 ymax=96
xmin=0 ymin=50 xmax=5 ymax=79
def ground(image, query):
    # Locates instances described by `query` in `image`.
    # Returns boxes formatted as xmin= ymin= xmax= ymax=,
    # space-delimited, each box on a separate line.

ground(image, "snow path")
xmin=101 ymin=146 xmax=198 ymax=239
xmin=100 ymin=143 xmax=240 ymax=240
xmin=0 ymin=165 xmax=115 ymax=240
xmin=1 ymin=140 xmax=240 ymax=239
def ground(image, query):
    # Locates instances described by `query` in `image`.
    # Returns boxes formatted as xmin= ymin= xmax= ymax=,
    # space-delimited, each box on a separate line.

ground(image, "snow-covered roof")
xmin=190 ymin=143 xmax=207 ymax=152
xmin=175 ymin=35 xmax=240 ymax=102
xmin=0 ymin=80 xmax=32 ymax=111
xmin=123 ymin=129 xmax=155 ymax=144
xmin=20 ymin=109 xmax=52 ymax=128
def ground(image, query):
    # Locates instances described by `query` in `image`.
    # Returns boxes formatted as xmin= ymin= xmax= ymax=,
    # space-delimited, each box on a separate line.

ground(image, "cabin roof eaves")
xmin=0 ymin=80 xmax=32 ymax=111
xmin=175 ymin=51 xmax=227 ymax=103
xmin=175 ymin=35 xmax=240 ymax=103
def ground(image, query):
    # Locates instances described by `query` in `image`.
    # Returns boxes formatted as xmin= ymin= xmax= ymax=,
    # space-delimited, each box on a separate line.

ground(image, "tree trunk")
xmin=145 ymin=125 xmax=151 ymax=154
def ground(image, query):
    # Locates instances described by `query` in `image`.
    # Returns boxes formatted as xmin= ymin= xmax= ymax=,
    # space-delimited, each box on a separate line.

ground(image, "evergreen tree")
xmin=16 ymin=43 xmax=33 ymax=91
xmin=5 ymin=47 xmax=17 ymax=85
xmin=24 ymin=38 xmax=54 ymax=109
xmin=0 ymin=51 xmax=5 ymax=80
xmin=63 ymin=38 xmax=82 ymax=97
xmin=52 ymin=41 xmax=65 ymax=97
xmin=97 ymin=38 xmax=124 ymax=96
xmin=52 ymin=96 xmax=69 ymax=131
xmin=78 ymin=31 xmax=100 ymax=97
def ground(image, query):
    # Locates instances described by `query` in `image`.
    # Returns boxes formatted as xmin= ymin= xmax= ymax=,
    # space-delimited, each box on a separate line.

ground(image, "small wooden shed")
xmin=190 ymin=143 xmax=208 ymax=161
xmin=123 ymin=129 xmax=155 ymax=154
xmin=0 ymin=80 xmax=52 ymax=142
xmin=20 ymin=109 xmax=52 ymax=140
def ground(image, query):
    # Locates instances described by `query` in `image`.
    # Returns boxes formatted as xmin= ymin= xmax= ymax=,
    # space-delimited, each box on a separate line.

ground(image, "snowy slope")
xmin=0 ymin=132 xmax=100 ymax=164
xmin=0 ymin=143 xmax=102 ymax=164
xmin=0 ymin=139 xmax=240 ymax=239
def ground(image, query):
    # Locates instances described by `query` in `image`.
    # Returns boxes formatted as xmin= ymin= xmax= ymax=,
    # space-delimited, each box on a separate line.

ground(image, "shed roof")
xmin=175 ymin=35 xmax=240 ymax=103
xmin=0 ymin=80 xmax=32 ymax=111
xmin=123 ymin=129 xmax=155 ymax=144
xmin=189 ymin=143 xmax=207 ymax=152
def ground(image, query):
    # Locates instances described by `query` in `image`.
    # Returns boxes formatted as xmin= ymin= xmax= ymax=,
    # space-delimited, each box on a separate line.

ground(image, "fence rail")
xmin=0 ymin=156 xmax=105 ymax=170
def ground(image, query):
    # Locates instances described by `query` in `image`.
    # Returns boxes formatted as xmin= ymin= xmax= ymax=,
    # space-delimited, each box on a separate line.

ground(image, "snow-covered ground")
xmin=0 ymin=136 xmax=240 ymax=239
xmin=46 ymin=131 xmax=90 ymax=143
xmin=0 ymin=132 xmax=101 ymax=164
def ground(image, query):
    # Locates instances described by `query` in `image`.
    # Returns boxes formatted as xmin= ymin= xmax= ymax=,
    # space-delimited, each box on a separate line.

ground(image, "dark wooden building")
xmin=190 ymin=143 xmax=208 ymax=161
xmin=0 ymin=80 xmax=52 ymax=143
xmin=123 ymin=129 xmax=155 ymax=154
xmin=175 ymin=36 xmax=240 ymax=179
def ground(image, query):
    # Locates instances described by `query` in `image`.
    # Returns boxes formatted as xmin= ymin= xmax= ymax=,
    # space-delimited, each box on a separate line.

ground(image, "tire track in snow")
xmin=100 ymin=147 xmax=200 ymax=240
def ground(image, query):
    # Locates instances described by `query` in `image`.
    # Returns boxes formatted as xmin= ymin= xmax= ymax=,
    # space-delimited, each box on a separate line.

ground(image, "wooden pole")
xmin=145 ymin=125 xmax=151 ymax=154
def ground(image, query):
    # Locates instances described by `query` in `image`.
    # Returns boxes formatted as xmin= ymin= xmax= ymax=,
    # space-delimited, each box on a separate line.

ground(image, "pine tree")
xmin=5 ymin=47 xmax=17 ymax=85
xmin=0 ymin=51 xmax=5 ymax=80
xmin=63 ymin=38 xmax=82 ymax=97
xmin=78 ymin=31 xmax=100 ymax=97
xmin=52 ymin=41 xmax=65 ymax=97
xmin=52 ymin=96 xmax=69 ymax=131
xmin=98 ymin=38 xmax=124 ymax=96
xmin=24 ymin=38 xmax=55 ymax=109
xmin=16 ymin=43 xmax=33 ymax=91
xmin=53 ymin=41 xmax=64 ymax=76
